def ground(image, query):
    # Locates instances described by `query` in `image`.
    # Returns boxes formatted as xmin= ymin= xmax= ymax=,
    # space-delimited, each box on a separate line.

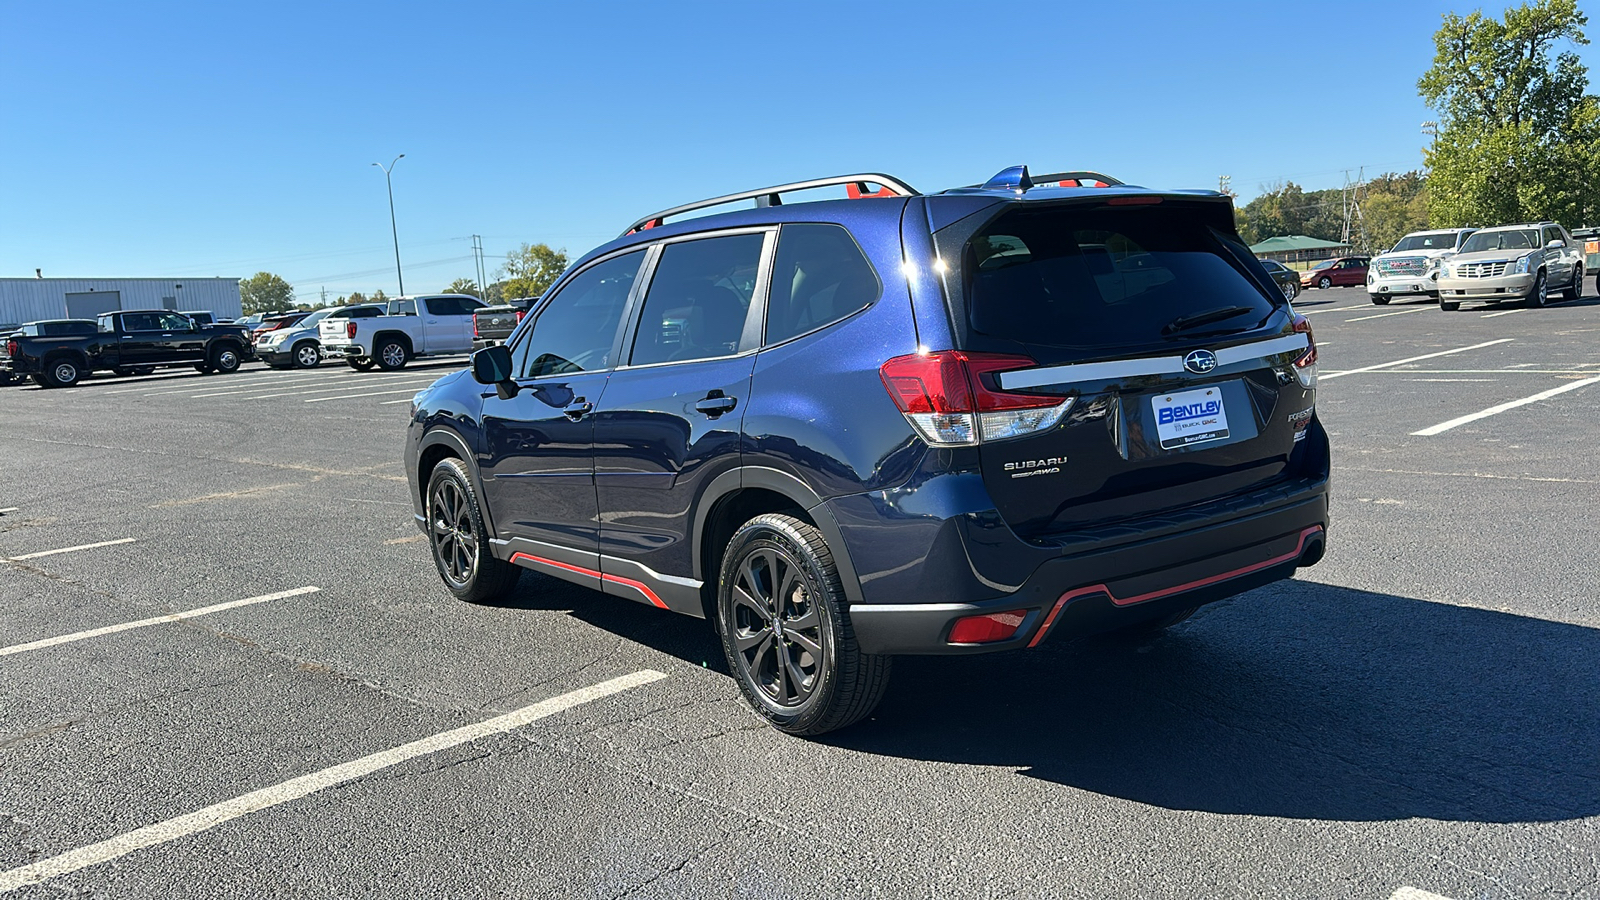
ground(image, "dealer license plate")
xmin=1153 ymin=387 xmax=1230 ymax=449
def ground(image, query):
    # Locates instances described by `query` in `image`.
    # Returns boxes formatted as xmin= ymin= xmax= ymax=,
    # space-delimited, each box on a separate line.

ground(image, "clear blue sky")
xmin=3 ymin=0 xmax=1595 ymax=302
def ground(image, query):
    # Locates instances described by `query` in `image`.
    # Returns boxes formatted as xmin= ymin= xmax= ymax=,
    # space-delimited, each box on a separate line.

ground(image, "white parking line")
xmin=6 ymin=538 xmax=137 ymax=562
xmin=1344 ymin=307 xmax=1430 ymax=322
xmin=0 ymin=508 xmax=18 ymax=516
xmin=380 ymin=397 xmax=417 ymax=405
xmin=1320 ymin=339 xmax=1514 ymax=381
xmin=1298 ymin=304 xmax=1373 ymax=315
xmin=0 ymin=669 xmax=667 ymax=893
xmin=241 ymin=377 xmax=441 ymax=402
xmin=1481 ymin=308 xmax=1525 ymax=318
xmin=1411 ymin=375 xmax=1600 ymax=436
xmin=0 ymin=587 xmax=319 ymax=657
xmin=1391 ymin=888 xmax=1455 ymax=900
xmin=304 ymin=387 xmax=438 ymax=403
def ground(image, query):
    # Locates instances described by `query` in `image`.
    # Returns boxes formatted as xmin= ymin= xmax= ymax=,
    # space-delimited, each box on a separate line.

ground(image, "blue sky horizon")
xmin=4 ymin=1 xmax=1596 ymax=301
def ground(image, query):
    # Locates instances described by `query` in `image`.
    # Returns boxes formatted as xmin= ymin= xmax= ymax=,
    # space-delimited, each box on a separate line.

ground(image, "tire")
xmin=425 ymin=458 xmax=520 ymax=603
xmin=1562 ymin=265 xmax=1583 ymax=301
xmin=1526 ymin=270 xmax=1548 ymax=308
xmin=374 ymin=338 xmax=409 ymax=371
xmin=209 ymin=344 xmax=242 ymax=374
xmin=40 ymin=356 xmax=82 ymax=388
xmin=1370 ymin=294 xmax=1390 ymax=305
xmin=1318 ymin=276 xmax=1332 ymax=289
xmin=291 ymin=341 xmax=321 ymax=369
xmin=1281 ymin=282 xmax=1298 ymax=301
xmin=1440 ymin=300 xmax=1460 ymax=312
xmin=348 ymin=357 xmax=375 ymax=371
xmin=717 ymin=513 xmax=891 ymax=736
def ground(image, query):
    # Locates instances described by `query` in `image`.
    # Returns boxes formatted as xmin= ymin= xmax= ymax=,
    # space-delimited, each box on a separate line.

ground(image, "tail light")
xmin=472 ymin=316 xmax=479 ymax=337
xmin=879 ymin=351 xmax=1073 ymax=446
xmin=5 ymin=340 xmax=16 ymax=358
xmin=1291 ymin=314 xmax=1317 ymax=387
xmin=515 ymin=309 xmax=527 ymax=322
xmin=347 ymin=321 xmax=358 ymax=340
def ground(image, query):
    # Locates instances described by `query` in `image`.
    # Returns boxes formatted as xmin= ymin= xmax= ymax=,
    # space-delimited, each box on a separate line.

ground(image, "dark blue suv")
xmin=404 ymin=166 xmax=1330 ymax=735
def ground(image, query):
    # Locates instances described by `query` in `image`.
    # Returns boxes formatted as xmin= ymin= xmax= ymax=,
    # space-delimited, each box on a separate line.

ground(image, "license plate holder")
xmin=1152 ymin=387 xmax=1230 ymax=449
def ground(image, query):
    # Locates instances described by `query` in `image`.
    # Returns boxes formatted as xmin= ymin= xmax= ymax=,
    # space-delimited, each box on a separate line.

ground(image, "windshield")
xmin=1461 ymin=230 xmax=1539 ymax=253
xmin=1392 ymin=233 xmax=1455 ymax=252
xmin=1310 ymin=259 xmax=1336 ymax=270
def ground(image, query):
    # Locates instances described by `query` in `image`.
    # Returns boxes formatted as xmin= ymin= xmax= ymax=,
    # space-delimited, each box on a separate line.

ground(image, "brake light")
xmin=472 ymin=316 xmax=479 ymax=337
xmin=879 ymin=351 xmax=1073 ymax=446
xmin=515 ymin=309 xmax=526 ymax=322
xmin=1291 ymin=314 xmax=1317 ymax=387
xmin=347 ymin=321 xmax=358 ymax=340
xmin=5 ymin=340 xmax=16 ymax=358
xmin=948 ymin=610 xmax=1028 ymax=644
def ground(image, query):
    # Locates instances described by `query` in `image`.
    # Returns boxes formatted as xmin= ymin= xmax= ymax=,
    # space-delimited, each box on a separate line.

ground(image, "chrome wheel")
xmin=52 ymin=362 xmax=79 ymax=386
xmin=294 ymin=343 xmax=320 ymax=368
xmin=429 ymin=479 xmax=477 ymax=589
xmin=730 ymin=546 xmax=824 ymax=708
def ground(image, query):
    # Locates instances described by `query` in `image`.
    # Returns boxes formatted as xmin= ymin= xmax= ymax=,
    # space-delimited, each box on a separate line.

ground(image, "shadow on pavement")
xmin=820 ymin=578 xmax=1599 ymax=823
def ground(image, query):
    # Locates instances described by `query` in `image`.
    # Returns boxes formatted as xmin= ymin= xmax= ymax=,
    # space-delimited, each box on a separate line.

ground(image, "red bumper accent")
xmin=1026 ymin=526 xmax=1324 ymax=648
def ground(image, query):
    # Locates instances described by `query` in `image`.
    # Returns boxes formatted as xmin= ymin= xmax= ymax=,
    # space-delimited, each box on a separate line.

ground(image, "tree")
xmin=1360 ymin=172 xmax=1431 ymax=253
xmin=370 ymin=289 xmax=389 ymax=307
xmin=239 ymin=271 xmax=295 ymax=315
xmin=444 ymin=278 xmax=481 ymax=298
xmin=1419 ymin=0 xmax=1600 ymax=228
xmin=498 ymin=243 xmax=569 ymax=300
xmin=344 ymin=292 xmax=367 ymax=306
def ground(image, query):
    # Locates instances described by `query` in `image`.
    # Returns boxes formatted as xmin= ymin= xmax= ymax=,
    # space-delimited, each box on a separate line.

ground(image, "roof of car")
xmin=1476 ymin=222 xmax=1557 ymax=231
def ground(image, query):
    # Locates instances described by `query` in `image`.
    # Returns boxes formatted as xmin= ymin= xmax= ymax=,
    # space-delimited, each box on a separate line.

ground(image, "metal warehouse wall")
xmin=0 ymin=278 xmax=242 ymax=327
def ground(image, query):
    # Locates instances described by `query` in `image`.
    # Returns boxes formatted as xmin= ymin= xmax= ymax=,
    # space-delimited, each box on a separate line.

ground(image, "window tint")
xmin=629 ymin=234 xmax=764 ymax=366
xmin=122 ymin=313 xmax=162 ymax=331
xmin=353 ymin=307 xmax=382 ymax=318
xmin=515 ymin=250 xmax=643 ymax=378
xmin=159 ymin=313 xmax=192 ymax=330
xmin=765 ymin=224 xmax=879 ymax=345
xmin=426 ymin=297 xmax=479 ymax=316
xmin=965 ymin=206 xmax=1278 ymax=350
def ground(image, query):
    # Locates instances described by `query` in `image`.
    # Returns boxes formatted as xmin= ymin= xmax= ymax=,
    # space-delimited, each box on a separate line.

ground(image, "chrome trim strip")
xmin=997 ymin=333 xmax=1310 ymax=390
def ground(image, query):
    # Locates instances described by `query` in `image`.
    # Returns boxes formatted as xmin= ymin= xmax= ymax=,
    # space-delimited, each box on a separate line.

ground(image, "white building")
xmin=0 ymin=277 xmax=242 ymax=328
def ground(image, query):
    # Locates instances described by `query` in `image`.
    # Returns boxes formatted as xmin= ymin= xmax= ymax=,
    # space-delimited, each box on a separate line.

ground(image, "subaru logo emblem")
xmin=1184 ymin=349 xmax=1218 ymax=374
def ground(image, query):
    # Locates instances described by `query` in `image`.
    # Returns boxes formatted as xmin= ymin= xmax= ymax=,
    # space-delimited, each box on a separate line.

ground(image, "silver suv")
xmin=1436 ymin=222 xmax=1585 ymax=311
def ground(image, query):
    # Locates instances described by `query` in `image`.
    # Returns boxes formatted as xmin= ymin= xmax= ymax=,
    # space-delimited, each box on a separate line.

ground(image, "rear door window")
xmin=628 ymin=233 xmax=764 ymax=366
xmin=965 ymin=205 xmax=1279 ymax=350
xmin=764 ymin=224 xmax=880 ymax=345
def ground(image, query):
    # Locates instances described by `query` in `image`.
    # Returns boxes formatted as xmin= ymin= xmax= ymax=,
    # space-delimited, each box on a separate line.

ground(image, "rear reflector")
xmin=948 ymin=610 xmax=1028 ymax=644
xmin=880 ymin=351 xmax=1073 ymax=446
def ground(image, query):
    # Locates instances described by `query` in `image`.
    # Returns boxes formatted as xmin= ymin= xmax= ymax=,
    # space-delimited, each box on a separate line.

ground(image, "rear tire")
xmin=425 ymin=458 xmax=520 ymax=603
xmin=375 ymin=338 xmax=409 ymax=371
xmin=40 ymin=357 xmax=82 ymax=388
xmin=717 ymin=513 xmax=891 ymax=736
xmin=348 ymin=357 xmax=375 ymax=371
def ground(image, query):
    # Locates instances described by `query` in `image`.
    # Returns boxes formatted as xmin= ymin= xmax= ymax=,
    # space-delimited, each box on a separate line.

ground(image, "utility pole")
xmin=1218 ymin=174 xmax=1232 ymax=196
xmin=320 ymin=286 xmax=327 ymax=306
xmin=471 ymin=235 xmax=487 ymax=296
xmin=371 ymin=154 xmax=406 ymax=297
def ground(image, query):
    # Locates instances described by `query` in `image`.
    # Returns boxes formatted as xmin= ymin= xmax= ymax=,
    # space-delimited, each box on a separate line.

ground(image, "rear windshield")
xmin=964 ymin=205 xmax=1278 ymax=349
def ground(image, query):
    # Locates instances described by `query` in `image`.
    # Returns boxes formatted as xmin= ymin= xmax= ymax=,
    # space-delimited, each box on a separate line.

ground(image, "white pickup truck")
xmin=319 ymin=294 xmax=487 ymax=370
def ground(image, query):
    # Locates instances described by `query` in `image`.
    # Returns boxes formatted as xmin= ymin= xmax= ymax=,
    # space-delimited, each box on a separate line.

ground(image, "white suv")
xmin=1435 ymin=223 xmax=1585 ymax=312
xmin=1367 ymin=228 xmax=1474 ymax=305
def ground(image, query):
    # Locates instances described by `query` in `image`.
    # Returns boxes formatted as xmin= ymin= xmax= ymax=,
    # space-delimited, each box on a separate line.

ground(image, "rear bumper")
xmin=849 ymin=496 xmax=1327 ymax=655
xmin=321 ymin=341 xmax=367 ymax=358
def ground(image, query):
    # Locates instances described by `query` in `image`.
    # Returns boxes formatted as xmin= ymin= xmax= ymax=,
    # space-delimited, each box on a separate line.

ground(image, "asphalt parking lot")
xmin=2 ymin=291 xmax=1598 ymax=899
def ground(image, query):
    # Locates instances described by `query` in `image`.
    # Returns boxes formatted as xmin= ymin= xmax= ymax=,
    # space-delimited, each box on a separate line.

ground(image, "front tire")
xmin=1527 ymin=270 xmax=1548 ymax=308
xmin=1440 ymin=300 xmax=1461 ymax=312
xmin=209 ymin=344 xmax=242 ymax=374
xmin=1370 ymin=294 xmax=1390 ymax=305
xmin=426 ymin=458 xmax=520 ymax=603
xmin=1318 ymin=276 xmax=1332 ymax=289
xmin=1562 ymin=265 xmax=1584 ymax=301
xmin=717 ymin=513 xmax=891 ymax=736
xmin=291 ymin=341 xmax=321 ymax=369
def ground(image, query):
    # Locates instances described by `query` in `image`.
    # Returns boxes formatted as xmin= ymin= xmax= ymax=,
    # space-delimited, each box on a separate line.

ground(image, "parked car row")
xmin=1 ymin=310 xmax=254 ymax=387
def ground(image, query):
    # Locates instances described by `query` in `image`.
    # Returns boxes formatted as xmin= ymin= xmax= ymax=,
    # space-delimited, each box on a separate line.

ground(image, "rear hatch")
xmin=473 ymin=305 xmax=523 ymax=343
xmin=320 ymin=316 xmax=353 ymax=345
xmin=928 ymin=195 xmax=1314 ymax=539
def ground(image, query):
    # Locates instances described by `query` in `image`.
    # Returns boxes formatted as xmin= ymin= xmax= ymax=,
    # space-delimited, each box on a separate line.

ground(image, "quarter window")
xmin=765 ymin=224 xmax=880 ymax=345
xmin=514 ymin=250 xmax=643 ymax=378
xmin=629 ymin=233 xmax=764 ymax=366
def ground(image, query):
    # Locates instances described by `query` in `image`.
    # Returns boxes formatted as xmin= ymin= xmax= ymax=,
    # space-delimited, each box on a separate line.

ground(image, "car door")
xmin=1543 ymin=226 xmax=1571 ymax=285
xmin=115 ymin=312 xmax=170 ymax=365
xmin=477 ymin=249 xmax=646 ymax=572
xmin=590 ymin=230 xmax=769 ymax=612
xmin=160 ymin=312 xmax=207 ymax=360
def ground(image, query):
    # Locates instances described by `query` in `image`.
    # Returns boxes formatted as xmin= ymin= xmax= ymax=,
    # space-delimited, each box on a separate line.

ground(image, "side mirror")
xmin=471 ymin=345 xmax=519 ymax=398
xmin=1547 ymin=239 xmax=1565 ymax=249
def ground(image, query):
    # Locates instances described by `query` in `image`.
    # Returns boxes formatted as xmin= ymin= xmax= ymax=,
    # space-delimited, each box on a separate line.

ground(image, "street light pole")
xmin=372 ymin=154 xmax=406 ymax=297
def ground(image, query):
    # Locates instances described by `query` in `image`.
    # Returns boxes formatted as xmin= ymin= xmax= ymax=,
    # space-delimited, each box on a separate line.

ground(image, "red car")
xmin=1299 ymin=256 xmax=1370 ymax=289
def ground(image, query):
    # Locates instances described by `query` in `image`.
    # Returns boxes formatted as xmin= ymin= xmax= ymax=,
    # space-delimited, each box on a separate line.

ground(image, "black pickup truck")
xmin=2 ymin=309 xmax=255 ymax=388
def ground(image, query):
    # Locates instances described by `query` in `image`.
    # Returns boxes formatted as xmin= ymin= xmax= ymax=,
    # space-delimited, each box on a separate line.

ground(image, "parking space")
xmin=2 ymin=301 xmax=1598 ymax=898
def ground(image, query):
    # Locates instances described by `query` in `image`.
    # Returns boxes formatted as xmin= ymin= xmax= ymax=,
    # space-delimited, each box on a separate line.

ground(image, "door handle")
xmin=695 ymin=392 xmax=738 ymax=417
xmin=563 ymin=399 xmax=593 ymax=420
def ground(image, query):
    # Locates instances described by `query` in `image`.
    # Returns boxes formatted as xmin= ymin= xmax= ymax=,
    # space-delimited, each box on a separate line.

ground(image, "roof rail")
xmin=1032 ymin=170 xmax=1123 ymax=188
xmin=960 ymin=166 xmax=1125 ymax=193
xmin=622 ymin=173 xmax=918 ymax=236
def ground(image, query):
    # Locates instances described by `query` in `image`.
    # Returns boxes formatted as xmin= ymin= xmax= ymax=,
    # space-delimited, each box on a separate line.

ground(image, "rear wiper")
xmin=1162 ymin=305 xmax=1254 ymax=336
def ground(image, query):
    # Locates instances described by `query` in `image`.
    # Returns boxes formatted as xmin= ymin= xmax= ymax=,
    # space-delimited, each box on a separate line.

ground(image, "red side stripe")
xmin=508 ymin=552 xmax=668 ymax=609
xmin=1026 ymin=526 xmax=1323 ymax=648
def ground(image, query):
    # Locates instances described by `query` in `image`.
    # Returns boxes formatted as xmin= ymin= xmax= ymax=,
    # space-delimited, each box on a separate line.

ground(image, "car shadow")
xmin=818 ymin=578 xmax=1599 ymax=823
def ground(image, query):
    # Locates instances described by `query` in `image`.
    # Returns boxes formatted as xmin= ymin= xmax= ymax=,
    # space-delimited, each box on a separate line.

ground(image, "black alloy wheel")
xmin=292 ymin=341 xmax=321 ymax=369
xmin=1527 ymin=270 xmax=1548 ymax=308
xmin=718 ymin=513 xmax=890 ymax=736
xmin=426 ymin=458 xmax=519 ymax=603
